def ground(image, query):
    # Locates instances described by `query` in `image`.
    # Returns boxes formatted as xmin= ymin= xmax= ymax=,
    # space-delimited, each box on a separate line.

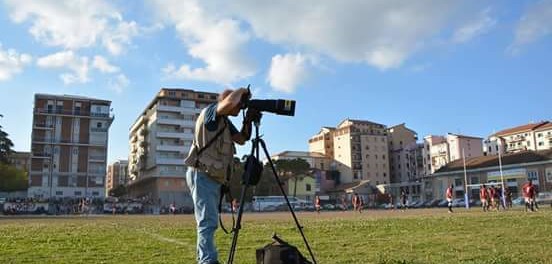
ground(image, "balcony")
xmin=157 ymin=105 xmax=183 ymax=113
xmin=33 ymin=122 xmax=54 ymax=130
xmin=31 ymin=152 xmax=52 ymax=159
xmin=156 ymin=131 xmax=193 ymax=140
xmin=89 ymin=155 xmax=106 ymax=162
xmin=156 ymin=158 xmax=185 ymax=165
xmin=35 ymin=108 xmax=113 ymax=119
xmin=91 ymin=127 xmax=108 ymax=133
xmin=157 ymin=118 xmax=194 ymax=127
xmin=156 ymin=144 xmax=187 ymax=152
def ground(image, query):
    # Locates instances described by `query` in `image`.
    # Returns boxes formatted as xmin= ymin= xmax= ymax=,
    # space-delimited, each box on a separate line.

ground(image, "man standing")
xmin=446 ymin=184 xmax=454 ymax=213
xmin=479 ymin=184 xmax=488 ymax=212
xmin=184 ymin=88 xmax=259 ymax=264
xmin=400 ymin=191 xmax=407 ymax=211
xmin=314 ymin=195 xmax=321 ymax=214
xmin=523 ymin=181 xmax=535 ymax=212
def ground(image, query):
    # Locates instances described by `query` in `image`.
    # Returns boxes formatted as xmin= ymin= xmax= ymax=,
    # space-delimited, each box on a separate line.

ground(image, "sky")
xmin=0 ymin=0 xmax=551 ymax=164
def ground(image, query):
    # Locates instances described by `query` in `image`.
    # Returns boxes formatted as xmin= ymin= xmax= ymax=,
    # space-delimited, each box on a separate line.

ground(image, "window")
xmin=169 ymin=91 xmax=176 ymax=96
xmin=56 ymin=191 xmax=63 ymax=196
xmin=97 ymin=122 xmax=102 ymax=128
xmin=539 ymin=142 xmax=544 ymax=146
xmin=538 ymin=133 xmax=543 ymax=138
xmin=527 ymin=141 xmax=531 ymax=147
xmin=306 ymin=184 xmax=311 ymax=191
xmin=198 ymin=94 xmax=205 ymax=99
xmin=75 ymin=191 xmax=82 ymax=196
xmin=92 ymin=191 xmax=99 ymax=196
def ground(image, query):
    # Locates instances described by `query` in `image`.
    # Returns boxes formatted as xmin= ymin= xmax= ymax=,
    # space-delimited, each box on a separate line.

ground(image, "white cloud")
xmin=108 ymin=74 xmax=130 ymax=94
xmin=267 ymin=53 xmax=309 ymax=93
xmin=152 ymin=0 xmax=255 ymax=84
xmin=510 ymin=0 xmax=552 ymax=54
xmin=452 ymin=8 xmax=497 ymax=43
xmin=228 ymin=1 xmax=467 ymax=70
xmin=92 ymin=55 xmax=119 ymax=73
xmin=36 ymin=51 xmax=90 ymax=84
xmin=0 ymin=44 xmax=32 ymax=81
xmin=5 ymin=0 xmax=139 ymax=55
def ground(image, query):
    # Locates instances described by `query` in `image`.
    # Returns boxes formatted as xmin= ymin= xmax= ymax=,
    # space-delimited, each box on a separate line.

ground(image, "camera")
xmin=240 ymin=86 xmax=296 ymax=116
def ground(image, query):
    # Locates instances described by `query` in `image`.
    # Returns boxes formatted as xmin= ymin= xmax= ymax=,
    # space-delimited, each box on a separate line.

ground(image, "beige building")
xmin=9 ymin=151 xmax=31 ymax=176
xmin=29 ymin=94 xmax=113 ymax=198
xmin=484 ymin=121 xmax=552 ymax=156
xmin=309 ymin=119 xmax=390 ymax=186
xmin=127 ymin=88 xmax=217 ymax=206
xmin=426 ymin=150 xmax=552 ymax=201
xmin=423 ymin=133 xmax=483 ymax=175
xmin=386 ymin=124 xmax=424 ymax=201
xmin=106 ymin=160 xmax=128 ymax=195
xmin=308 ymin=127 xmax=335 ymax=159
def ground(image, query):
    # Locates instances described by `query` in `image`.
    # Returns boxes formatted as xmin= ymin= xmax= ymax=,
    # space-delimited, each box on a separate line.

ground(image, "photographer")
xmin=184 ymin=88 xmax=259 ymax=264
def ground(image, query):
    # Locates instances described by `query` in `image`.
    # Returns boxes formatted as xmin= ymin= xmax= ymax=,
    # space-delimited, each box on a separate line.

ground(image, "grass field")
xmin=1 ymin=208 xmax=552 ymax=264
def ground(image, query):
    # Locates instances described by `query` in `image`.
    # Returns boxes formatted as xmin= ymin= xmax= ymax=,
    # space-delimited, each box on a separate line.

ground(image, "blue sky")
xmin=0 ymin=0 xmax=551 ymax=163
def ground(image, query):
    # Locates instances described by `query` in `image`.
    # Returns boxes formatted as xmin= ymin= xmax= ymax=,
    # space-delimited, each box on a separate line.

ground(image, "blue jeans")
xmin=186 ymin=167 xmax=221 ymax=264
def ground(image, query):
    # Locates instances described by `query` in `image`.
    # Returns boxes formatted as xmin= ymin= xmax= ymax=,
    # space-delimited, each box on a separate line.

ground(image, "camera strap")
xmin=193 ymin=119 xmax=228 ymax=167
xmin=218 ymin=184 xmax=235 ymax=235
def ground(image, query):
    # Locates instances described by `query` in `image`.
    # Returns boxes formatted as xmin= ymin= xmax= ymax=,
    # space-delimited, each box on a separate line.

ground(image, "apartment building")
xmin=106 ymin=160 xmax=128 ymax=195
xmin=9 ymin=151 xmax=31 ymax=175
xmin=309 ymin=119 xmax=390 ymax=186
xmin=29 ymin=94 xmax=113 ymax=198
xmin=127 ymin=88 xmax=217 ymax=206
xmin=308 ymin=127 xmax=335 ymax=159
xmin=483 ymin=121 xmax=552 ymax=156
xmin=386 ymin=124 xmax=424 ymax=200
xmin=423 ymin=133 xmax=483 ymax=175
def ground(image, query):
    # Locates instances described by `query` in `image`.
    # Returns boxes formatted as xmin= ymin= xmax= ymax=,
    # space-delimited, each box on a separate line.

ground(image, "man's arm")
xmin=216 ymin=88 xmax=248 ymax=116
xmin=231 ymin=109 xmax=261 ymax=145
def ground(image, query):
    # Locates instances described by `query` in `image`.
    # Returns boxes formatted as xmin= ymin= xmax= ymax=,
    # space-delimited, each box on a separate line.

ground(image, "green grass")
xmin=1 ymin=208 xmax=551 ymax=263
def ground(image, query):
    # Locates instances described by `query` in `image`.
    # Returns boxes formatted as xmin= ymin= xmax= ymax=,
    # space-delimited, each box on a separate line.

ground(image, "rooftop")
xmin=494 ymin=121 xmax=550 ymax=137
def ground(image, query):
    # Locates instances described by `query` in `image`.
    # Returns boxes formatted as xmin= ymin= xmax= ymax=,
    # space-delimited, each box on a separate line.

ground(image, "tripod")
xmin=226 ymin=118 xmax=317 ymax=264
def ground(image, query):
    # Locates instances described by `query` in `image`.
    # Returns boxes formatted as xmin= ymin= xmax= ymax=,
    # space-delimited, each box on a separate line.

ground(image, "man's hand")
xmin=244 ymin=108 xmax=262 ymax=123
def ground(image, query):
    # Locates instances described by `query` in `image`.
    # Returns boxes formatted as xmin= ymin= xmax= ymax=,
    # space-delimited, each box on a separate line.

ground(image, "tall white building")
xmin=127 ymin=88 xmax=217 ymax=206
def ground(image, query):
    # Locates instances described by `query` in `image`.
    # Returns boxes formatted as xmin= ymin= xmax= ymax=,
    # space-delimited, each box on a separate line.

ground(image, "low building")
xmin=483 ymin=121 xmax=551 ymax=156
xmin=425 ymin=150 xmax=552 ymax=201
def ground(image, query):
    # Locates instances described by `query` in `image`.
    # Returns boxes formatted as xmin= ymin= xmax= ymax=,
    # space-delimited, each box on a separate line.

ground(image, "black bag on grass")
xmin=256 ymin=234 xmax=312 ymax=264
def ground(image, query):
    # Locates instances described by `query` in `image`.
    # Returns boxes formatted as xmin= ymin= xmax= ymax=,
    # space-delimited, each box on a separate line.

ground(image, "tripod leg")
xmin=258 ymin=139 xmax=318 ymax=264
xmin=227 ymin=182 xmax=251 ymax=264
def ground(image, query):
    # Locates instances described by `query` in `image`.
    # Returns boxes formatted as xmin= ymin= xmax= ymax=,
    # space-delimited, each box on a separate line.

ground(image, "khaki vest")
xmin=184 ymin=107 xmax=235 ymax=184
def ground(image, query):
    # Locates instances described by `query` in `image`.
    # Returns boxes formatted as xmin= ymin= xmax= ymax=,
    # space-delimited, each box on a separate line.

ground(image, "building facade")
xmin=423 ymin=133 xmax=483 ymax=175
xmin=29 ymin=94 xmax=113 ymax=198
xmin=309 ymin=119 xmax=390 ymax=186
xmin=426 ymin=150 xmax=552 ymax=200
xmin=483 ymin=121 xmax=552 ymax=156
xmin=106 ymin=160 xmax=128 ymax=195
xmin=386 ymin=124 xmax=425 ymax=201
xmin=127 ymin=88 xmax=217 ymax=206
xmin=9 ymin=151 xmax=31 ymax=176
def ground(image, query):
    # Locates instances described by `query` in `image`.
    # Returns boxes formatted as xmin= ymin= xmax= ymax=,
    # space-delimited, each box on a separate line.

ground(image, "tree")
xmin=0 ymin=163 xmax=28 ymax=192
xmin=0 ymin=114 xmax=14 ymax=164
xmin=274 ymin=158 xmax=311 ymax=197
